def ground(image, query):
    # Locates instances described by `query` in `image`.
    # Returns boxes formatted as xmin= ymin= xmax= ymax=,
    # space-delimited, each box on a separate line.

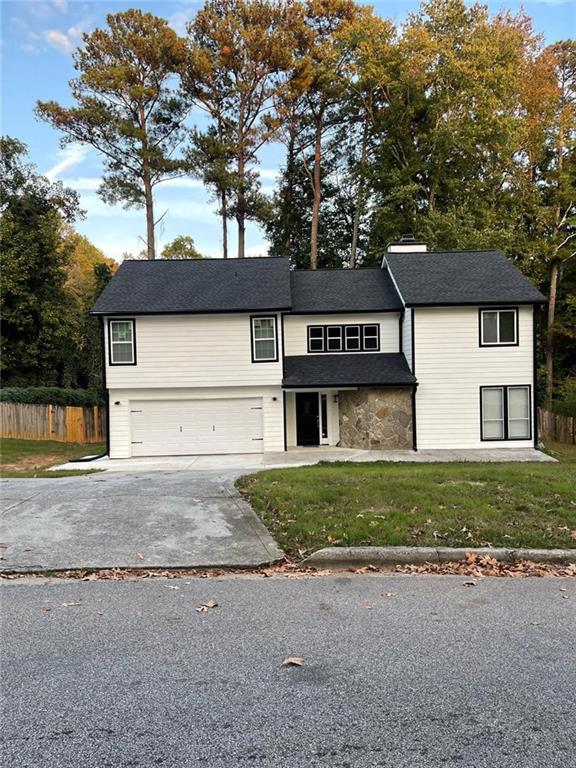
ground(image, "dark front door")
xmin=296 ymin=393 xmax=319 ymax=446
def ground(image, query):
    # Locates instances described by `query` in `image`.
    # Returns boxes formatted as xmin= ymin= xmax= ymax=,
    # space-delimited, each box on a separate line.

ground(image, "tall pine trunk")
xmin=545 ymin=257 xmax=561 ymax=406
xmin=350 ymin=113 xmax=369 ymax=269
xmin=221 ymin=189 xmax=228 ymax=259
xmin=139 ymin=105 xmax=155 ymax=260
xmin=310 ymin=113 xmax=323 ymax=270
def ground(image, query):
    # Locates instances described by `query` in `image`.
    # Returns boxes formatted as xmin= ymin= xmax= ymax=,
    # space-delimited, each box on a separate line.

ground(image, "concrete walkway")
xmin=0 ymin=472 xmax=284 ymax=572
xmin=52 ymin=446 xmax=554 ymax=473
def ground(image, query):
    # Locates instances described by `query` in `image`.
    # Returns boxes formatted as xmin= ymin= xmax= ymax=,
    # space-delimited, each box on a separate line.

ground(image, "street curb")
xmin=301 ymin=546 xmax=576 ymax=568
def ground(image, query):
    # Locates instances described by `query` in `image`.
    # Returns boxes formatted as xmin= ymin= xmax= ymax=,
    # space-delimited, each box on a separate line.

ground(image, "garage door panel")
xmin=130 ymin=398 xmax=263 ymax=456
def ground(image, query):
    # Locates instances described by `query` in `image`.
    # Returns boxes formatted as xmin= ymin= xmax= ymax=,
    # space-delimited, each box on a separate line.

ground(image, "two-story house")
xmin=92 ymin=240 xmax=546 ymax=459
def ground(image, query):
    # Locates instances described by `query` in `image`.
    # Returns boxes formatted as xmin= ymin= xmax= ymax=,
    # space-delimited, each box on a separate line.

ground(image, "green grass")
xmin=238 ymin=442 xmax=576 ymax=556
xmin=0 ymin=438 xmax=105 ymax=478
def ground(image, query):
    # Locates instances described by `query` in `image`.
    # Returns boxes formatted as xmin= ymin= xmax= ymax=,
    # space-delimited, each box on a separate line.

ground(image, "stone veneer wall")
xmin=338 ymin=388 xmax=413 ymax=450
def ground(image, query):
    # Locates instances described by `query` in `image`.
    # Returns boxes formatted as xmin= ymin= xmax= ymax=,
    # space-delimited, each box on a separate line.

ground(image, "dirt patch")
xmin=0 ymin=454 xmax=62 ymax=472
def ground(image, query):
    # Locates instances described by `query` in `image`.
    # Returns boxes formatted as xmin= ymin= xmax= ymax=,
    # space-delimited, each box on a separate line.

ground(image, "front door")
xmin=296 ymin=392 xmax=319 ymax=446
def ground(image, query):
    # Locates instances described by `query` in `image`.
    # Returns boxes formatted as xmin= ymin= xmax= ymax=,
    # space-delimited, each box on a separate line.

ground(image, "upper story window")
xmin=307 ymin=324 xmax=380 ymax=353
xmin=480 ymin=308 xmax=518 ymax=346
xmin=251 ymin=316 xmax=278 ymax=362
xmin=109 ymin=319 xmax=135 ymax=365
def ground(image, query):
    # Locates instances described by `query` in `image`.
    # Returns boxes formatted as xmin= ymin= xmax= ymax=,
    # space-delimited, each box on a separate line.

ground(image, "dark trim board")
xmin=478 ymin=306 xmax=519 ymax=347
xmin=283 ymin=382 xmax=418 ymax=390
xmin=479 ymin=384 xmax=533 ymax=442
xmin=405 ymin=300 xmax=546 ymax=309
xmin=92 ymin=306 xmax=292 ymax=317
xmin=250 ymin=314 xmax=279 ymax=363
xmin=99 ymin=317 xmax=110 ymax=457
xmin=533 ymin=305 xmax=539 ymax=448
xmin=285 ymin=309 xmax=402 ymax=316
xmin=411 ymin=308 xmax=415 ymax=374
xmin=107 ymin=318 xmax=137 ymax=366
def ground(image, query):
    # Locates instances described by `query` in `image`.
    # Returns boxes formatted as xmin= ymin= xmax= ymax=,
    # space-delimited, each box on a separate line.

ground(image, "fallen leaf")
xmin=196 ymin=599 xmax=218 ymax=612
xmin=462 ymin=581 xmax=477 ymax=587
xmin=137 ymin=553 xmax=144 ymax=560
xmin=282 ymin=656 xmax=304 ymax=666
xmin=381 ymin=592 xmax=396 ymax=597
xmin=570 ymin=531 xmax=576 ymax=540
xmin=0 ymin=543 xmax=8 ymax=549
xmin=61 ymin=602 xmax=81 ymax=607
xmin=559 ymin=587 xmax=567 ymax=592
xmin=40 ymin=605 xmax=51 ymax=612
xmin=163 ymin=585 xmax=179 ymax=590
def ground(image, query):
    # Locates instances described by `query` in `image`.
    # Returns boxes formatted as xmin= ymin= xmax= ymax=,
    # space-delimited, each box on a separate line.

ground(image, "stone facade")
xmin=338 ymin=388 xmax=413 ymax=450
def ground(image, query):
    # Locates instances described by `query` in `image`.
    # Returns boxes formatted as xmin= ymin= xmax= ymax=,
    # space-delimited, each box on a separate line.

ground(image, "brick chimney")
xmin=386 ymin=234 xmax=427 ymax=253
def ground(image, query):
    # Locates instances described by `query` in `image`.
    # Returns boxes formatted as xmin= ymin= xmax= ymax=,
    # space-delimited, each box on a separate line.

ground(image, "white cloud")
xmin=245 ymin=243 xmax=270 ymax=258
xmin=44 ymin=145 xmax=90 ymax=180
xmin=52 ymin=0 xmax=68 ymax=12
xmin=43 ymin=22 xmax=87 ymax=54
xmin=168 ymin=8 xmax=196 ymax=36
xmin=258 ymin=169 xmax=280 ymax=181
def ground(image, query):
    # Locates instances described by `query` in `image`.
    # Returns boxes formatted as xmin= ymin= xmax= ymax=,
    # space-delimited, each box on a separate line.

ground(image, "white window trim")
xmin=480 ymin=308 xmax=518 ymax=346
xmin=308 ymin=326 xmax=325 ymax=352
xmin=251 ymin=316 xmax=277 ymax=362
xmin=327 ymin=326 xmax=343 ymax=351
xmin=362 ymin=324 xmax=379 ymax=350
xmin=344 ymin=325 xmax=361 ymax=351
xmin=109 ymin=319 xmax=135 ymax=365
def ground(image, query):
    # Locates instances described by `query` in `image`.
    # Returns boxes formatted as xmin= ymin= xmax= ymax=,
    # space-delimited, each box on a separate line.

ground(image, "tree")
xmin=36 ymin=10 xmax=189 ymax=260
xmin=183 ymin=0 xmax=296 ymax=258
xmin=0 ymin=138 xmax=81 ymax=385
xmin=161 ymin=235 xmax=204 ymax=259
xmin=186 ymin=125 xmax=235 ymax=258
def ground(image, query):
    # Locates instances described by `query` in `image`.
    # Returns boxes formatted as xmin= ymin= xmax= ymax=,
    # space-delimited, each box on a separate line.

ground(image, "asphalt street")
xmin=1 ymin=574 xmax=575 ymax=768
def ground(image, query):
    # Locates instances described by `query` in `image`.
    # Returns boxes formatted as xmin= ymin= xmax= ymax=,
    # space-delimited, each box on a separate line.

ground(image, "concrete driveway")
xmin=0 ymin=472 xmax=283 ymax=572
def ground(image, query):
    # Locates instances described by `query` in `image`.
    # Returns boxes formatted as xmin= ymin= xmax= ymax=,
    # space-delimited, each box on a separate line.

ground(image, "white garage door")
xmin=129 ymin=398 xmax=264 ymax=457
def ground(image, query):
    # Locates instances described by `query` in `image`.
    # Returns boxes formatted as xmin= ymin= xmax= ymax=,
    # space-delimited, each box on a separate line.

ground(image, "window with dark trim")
xmin=251 ymin=316 xmax=278 ymax=362
xmin=306 ymin=324 xmax=380 ymax=353
xmin=480 ymin=308 xmax=518 ymax=346
xmin=109 ymin=319 xmax=135 ymax=365
xmin=480 ymin=385 xmax=531 ymax=441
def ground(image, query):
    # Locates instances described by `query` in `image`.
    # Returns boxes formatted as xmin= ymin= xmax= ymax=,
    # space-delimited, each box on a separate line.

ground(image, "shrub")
xmin=552 ymin=378 xmax=576 ymax=417
xmin=0 ymin=387 xmax=103 ymax=407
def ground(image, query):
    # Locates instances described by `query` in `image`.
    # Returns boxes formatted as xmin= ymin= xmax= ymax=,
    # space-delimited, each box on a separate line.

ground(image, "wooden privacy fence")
xmin=0 ymin=403 xmax=106 ymax=444
xmin=538 ymin=409 xmax=575 ymax=445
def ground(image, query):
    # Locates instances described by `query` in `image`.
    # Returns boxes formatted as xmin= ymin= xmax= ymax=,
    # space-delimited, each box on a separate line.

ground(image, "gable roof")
xmin=91 ymin=257 xmax=292 ymax=315
xmin=289 ymin=268 xmax=402 ymax=313
xmin=384 ymin=250 xmax=546 ymax=306
xmin=283 ymin=353 xmax=416 ymax=388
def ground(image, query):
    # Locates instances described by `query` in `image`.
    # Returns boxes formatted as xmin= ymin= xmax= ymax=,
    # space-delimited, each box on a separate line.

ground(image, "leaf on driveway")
xmin=196 ymin=600 xmax=218 ymax=612
xmin=40 ymin=605 xmax=51 ymax=611
xmin=0 ymin=543 xmax=8 ymax=549
xmin=62 ymin=602 xmax=81 ymax=607
xmin=462 ymin=581 xmax=477 ymax=587
xmin=381 ymin=592 xmax=396 ymax=598
xmin=136 ymin=553 xmax=145 ymax=560
xmin=163 ymin=585 xmax=179 ymax=590
xmin=282 ymin=656 xmax=304 ymax=667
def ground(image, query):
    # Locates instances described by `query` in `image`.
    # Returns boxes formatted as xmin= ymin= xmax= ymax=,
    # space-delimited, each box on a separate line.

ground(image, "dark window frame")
xmin=479 ymin=307 xmax=519 ymax=347
xmin=108 ymin=318 xmax=136 ymax=366
xmin=480 ymin=384 xmax=532 ymax=442
xmin=306 ymin=324 xmax=381 ymax=354
xmin=250 ymin=314 xmax=279 ymax=363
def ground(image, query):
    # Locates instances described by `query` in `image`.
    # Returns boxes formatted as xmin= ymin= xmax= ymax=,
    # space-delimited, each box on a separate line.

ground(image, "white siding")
xmin=402 ymin=309 xmax=413 ymax=371
xmin=104 ymin=314 xmax=282 ymax=389
xmin=283 ymin=313 xmax=400 ymax=356
xmin=108 ymin=386 xmax=284 ymax=458
xmin=414 ymin=306 xmax=534 ymax=449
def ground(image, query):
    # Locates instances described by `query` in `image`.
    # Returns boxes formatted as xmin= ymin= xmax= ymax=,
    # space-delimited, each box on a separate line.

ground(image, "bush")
xmin=0 ymin=387 xmax=103 ymax=407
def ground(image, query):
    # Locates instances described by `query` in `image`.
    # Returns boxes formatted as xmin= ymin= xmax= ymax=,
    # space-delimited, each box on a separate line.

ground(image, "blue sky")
xmin=1 ymin=0 xmax=575 ymax=261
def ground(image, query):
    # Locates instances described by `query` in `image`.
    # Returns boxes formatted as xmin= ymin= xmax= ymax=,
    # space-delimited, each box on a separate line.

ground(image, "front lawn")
xmin=237 ymin=443 xmax=576 ymax=556
xmin=0 ymin=438 xmax=105 ymax=477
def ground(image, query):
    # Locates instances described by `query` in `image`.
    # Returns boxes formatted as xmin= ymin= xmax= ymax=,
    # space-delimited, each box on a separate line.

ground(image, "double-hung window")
xmin=481 ymin=385 xmax=531 ymax=440
xmin=326 ymin=326 xmax=343 ymax=352
xmin=344 ymin=325 xmax=361 ymax=351
xmin=362 ymin=324 xmax=379 ymax=351
xmin=308 ymin=326 xmax=325 ymax=352
xmin=480 ymin=308 xmax=517 ymax=346
xmin=109 ymin=319 xmax=135 ymax=365
xmin=252 ymin=317 xmax=277 ymax=362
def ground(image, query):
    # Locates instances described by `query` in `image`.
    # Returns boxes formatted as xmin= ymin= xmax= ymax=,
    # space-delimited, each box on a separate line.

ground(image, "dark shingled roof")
xmin=384 ymin=250 xmax=546 ymax=306
xmin=283 ymin=354 xmax=416 ymax=388
xmin=289 ymin=268 xmax=402 ymax=313
xmin=91 ymin=257 xmax=292 ymax=315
